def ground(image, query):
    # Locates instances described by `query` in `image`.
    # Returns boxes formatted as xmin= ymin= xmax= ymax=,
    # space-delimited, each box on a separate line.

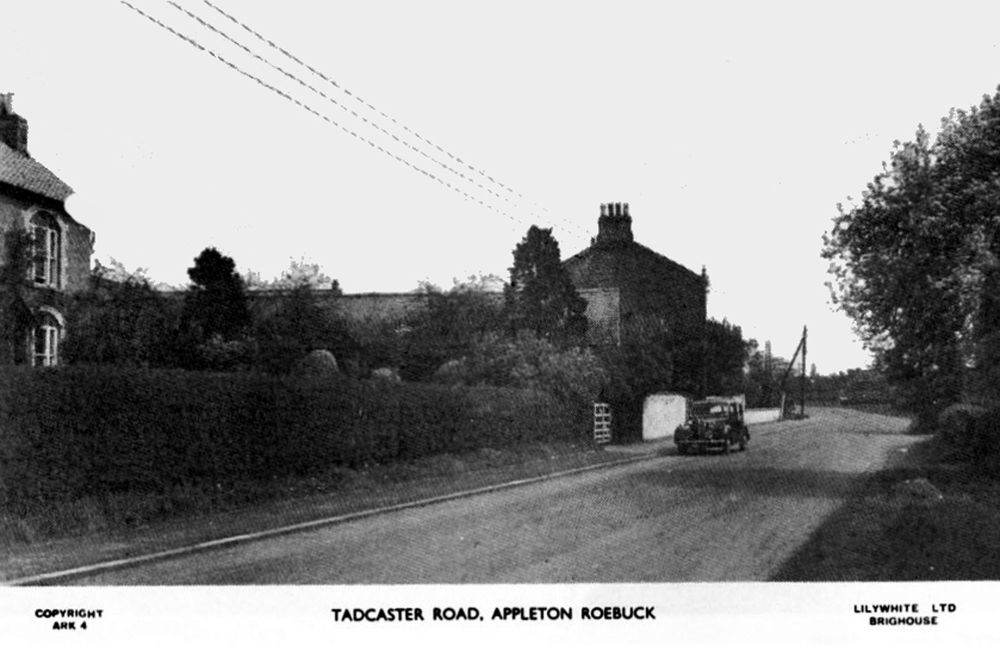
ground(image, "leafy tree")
xmin=434 ymin=331 xmax=608 ymax=413
xmin=702 ymin=318 xmax=751 ymax=396
xmin=63 ymin=259 xmax=181 ymax=366
xmin=252 ymin=283 xmax=358 ymax=374
xmin=181 ymin=247 xmax=250 ymax=341
xmin=246 ymin=257 xmax=342 ymax=292
xmin=398 ymin=276 xmax=505 ymax=380
xmin=821 ymin=89 xmax=1000 ymax=417
xmin=179 ymin=247 xmax=251 ymax=369
xmin=744 ymin=340 xmax=788 ymax=408
xmin=504 ymin=226 xmax=587 ymax=344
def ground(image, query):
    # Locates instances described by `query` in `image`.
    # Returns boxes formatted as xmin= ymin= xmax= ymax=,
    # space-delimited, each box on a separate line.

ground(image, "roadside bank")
xmin=3 ymin=440 xmax=670 ymax=584
xmin=772 ymin=432 xmax=1000 ymax=580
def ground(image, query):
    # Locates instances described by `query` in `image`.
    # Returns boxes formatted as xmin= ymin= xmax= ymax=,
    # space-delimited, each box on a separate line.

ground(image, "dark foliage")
xmin=505 ymin=226 xmax=587 ymax=345
xmin=398 ymin=278 xmax=504 ymax=380
xmin=63 ymin=261 xmax=181 ymax=367
xmin=434 ymin=331 xmax=608 ymax=427
xmin=824 ymin=87 xmax=1000 ymax=419
xmin=596 ymin=315 xmax=676 ymax=441
xmin=253 ymin=284 xmax=359 ymax=374
xmin=180 ymin=248 xmax=251 ymax=363
xmin=0 ymin=228 xmax=34 ymax=364
xmin=702 ymin=319 xmax=751 ymax=396
xmin=0 ymin=366 xmax=587 ymax=515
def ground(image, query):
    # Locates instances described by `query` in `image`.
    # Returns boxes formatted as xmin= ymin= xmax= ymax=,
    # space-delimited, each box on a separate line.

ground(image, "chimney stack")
xmin=595 ymin=201 xmax=634 ymax=245
xmin=0 ymin=93 xmax=29 ymax=153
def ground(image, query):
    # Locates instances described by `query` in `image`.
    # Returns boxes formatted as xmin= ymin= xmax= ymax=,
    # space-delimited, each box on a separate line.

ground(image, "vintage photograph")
xmin=2 ymin=0 xmax=1000 ymax=607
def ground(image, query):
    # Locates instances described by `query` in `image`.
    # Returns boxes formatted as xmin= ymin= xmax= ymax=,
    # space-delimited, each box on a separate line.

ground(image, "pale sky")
xmin=5 ymin=0 xmax=1000 ymax=374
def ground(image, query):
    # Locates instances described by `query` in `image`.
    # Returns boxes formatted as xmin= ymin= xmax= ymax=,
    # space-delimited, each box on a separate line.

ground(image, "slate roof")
xmin=563 ymin=239 xmax=701 ymax=284
xmin=0 ymin=141 xmax=73 ymax=202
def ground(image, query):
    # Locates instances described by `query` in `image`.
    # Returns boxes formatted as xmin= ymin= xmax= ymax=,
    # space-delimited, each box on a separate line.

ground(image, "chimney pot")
xmin=0 ymin=92 xmax=28 ymax=153
xmin=595 ymin=200 xmax=634 ymax=244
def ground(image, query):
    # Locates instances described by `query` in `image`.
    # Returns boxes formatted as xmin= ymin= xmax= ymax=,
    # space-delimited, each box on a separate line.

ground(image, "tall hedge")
xmin=0 ymin=367 xmax=585 ymax=514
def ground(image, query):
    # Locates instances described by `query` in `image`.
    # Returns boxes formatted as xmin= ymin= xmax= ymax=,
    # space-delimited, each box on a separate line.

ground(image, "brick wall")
xmin=250 ymin=290 xmax=432 ymax=329
xmin=563 ymin=204 xmax=706 ymax=346
xmin=0 ymin=190 xmax=93 ymax=295
xmin=564 ymin=243 xmax=705 ymax=345
xmin=0 ymin=189 xmax=93 ymax=364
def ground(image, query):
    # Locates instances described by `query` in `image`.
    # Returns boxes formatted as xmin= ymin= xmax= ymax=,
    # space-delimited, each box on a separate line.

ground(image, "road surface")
xmin=64 ymin=408 xmax=918 ymax=584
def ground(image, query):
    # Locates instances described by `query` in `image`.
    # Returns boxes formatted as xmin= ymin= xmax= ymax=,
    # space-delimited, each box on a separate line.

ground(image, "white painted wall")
xmin=642 ymin=393 xmax=687 ymax=441
xmin=745 ymin=408 xmax=781 ymax=425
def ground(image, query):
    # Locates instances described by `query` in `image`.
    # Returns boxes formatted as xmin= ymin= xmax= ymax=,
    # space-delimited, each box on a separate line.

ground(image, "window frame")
xmin=28 ymin=211 xmax=62 ymax=289
xmin=29 ymin=310 xmax=63 ymax=367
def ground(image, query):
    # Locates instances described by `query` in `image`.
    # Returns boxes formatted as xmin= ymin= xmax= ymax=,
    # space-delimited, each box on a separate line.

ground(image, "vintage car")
xmin=674 ymin=398 xmax=749 ymax=454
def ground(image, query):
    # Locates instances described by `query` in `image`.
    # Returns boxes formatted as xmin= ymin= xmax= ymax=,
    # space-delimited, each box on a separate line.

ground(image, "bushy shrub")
xmin=936 ymin=403 xmax=998 ymax=466
xmin=435 ymin=332 xmax=608 ymax=407
xmin=252 ymin=285 xmax=359 ymax=374
xmin=63 ymin=262 xmax=182 ymax=367
xmin=195 ymin=334 xmax=256 ymax=371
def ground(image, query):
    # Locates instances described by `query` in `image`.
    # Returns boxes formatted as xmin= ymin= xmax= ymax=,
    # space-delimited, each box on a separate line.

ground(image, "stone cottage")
xmin=0 ymin=93 xmax=94 ymax=366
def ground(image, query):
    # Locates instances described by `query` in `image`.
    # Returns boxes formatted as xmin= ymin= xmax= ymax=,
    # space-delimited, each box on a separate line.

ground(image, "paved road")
xmin=66 ymin=408 xmax=919 ymax=584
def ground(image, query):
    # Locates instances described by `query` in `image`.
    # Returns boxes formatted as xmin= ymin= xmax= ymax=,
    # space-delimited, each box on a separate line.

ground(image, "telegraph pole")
xmin=800 ymin=326 xmax=807 ymax=417
xmin=779 ymin=325 xmax=808 ymax=419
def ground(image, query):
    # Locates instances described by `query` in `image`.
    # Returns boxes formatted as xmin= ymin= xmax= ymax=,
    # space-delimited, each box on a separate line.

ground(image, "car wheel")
xmin=721 ymin=439 xmax=730 ymax=455
xmin=739 ymin=435 xmax=747 ymax=451
xmin=677 ymin=444 xmax=687 ymax=455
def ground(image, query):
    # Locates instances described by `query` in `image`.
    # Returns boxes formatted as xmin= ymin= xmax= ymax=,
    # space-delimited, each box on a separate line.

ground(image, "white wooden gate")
xmin=593 ymin=402 xmax=612 ymax=444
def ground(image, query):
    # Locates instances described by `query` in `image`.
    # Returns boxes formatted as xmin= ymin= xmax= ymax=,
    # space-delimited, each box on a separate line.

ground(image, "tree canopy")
xmin=181 ymin=247 xmax=250 ymax=342
xmin=702 ymin=318 xmax=751 ymax=396
xmin=504 ymin=226 xmax=587 ymax=344
xmin=823 ymin=87 xmax=1000 ymax=412
xmin=64 ymin=260 xmax=179 ymax=367
xmin=246 ymin=257 xmax=342 ymax=292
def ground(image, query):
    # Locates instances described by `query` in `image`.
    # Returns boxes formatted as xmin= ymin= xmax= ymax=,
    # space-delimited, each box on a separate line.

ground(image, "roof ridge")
xmin=0 ymin=140 xmax=73 ymax=202
xmin=563 ymin=239 xmax=700 ymax=279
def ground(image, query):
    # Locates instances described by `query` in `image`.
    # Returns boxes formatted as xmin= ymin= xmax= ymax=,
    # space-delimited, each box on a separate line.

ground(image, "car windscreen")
xmin=691 ymin=403 xmax=726 ymax=417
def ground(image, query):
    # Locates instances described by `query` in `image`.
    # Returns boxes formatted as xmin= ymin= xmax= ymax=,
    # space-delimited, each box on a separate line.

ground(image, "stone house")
xmin=563 ymin=202 xmax=707 ymax=347
xmin=0 ymin=94 xmax=94 ymax=366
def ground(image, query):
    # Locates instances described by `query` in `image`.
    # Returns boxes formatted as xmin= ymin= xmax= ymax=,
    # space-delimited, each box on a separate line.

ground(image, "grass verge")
xmin=1 ymin=441 xmax=632 ymax=582
xmin=772 ymin=434 xmax=1000 ymax=580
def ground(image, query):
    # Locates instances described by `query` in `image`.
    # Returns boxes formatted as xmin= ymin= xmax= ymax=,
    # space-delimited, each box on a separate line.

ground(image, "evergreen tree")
xmin=504 ymin=226 xmax=587 ymax=344
xmin=181 ymin=247 xmax=250 ymax=341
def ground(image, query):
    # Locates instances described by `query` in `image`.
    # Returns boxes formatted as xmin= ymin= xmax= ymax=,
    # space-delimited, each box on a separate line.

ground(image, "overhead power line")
xmin=200 ymin=0 xmax=583 ymax=236
xmin=166 ymin=0 xmax=513 ymax=210
xmin=204 ymin=0 xmax=520 ymax=199
xmin=119 ymin=1 xmax=532 ymax=230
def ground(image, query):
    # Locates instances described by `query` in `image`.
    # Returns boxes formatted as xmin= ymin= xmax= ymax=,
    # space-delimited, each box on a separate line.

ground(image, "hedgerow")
xmin=0 ymin=366 xmax=586 ymax=515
